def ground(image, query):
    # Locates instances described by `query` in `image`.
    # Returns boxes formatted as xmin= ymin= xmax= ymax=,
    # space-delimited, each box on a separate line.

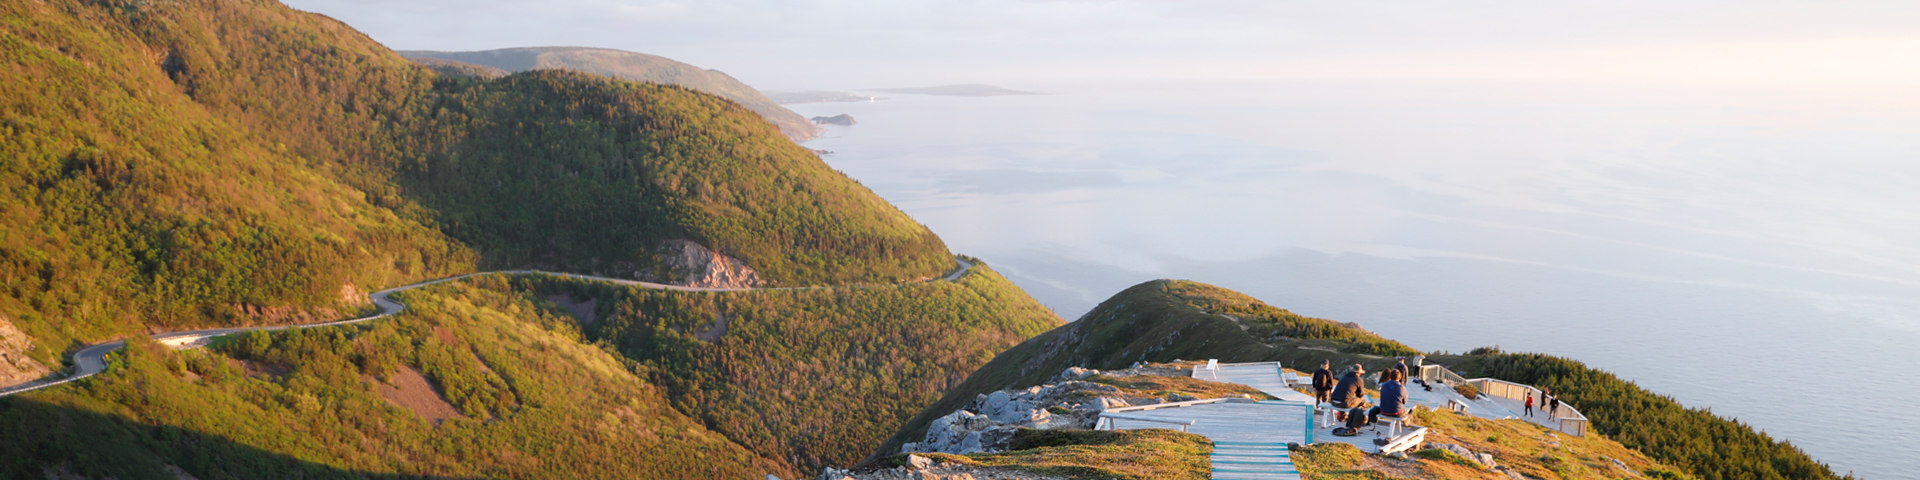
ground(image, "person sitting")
xmin=1311 ymin=360 xmax=1335 ymax=405
xmin=1328 ymin=364 xmax=1369 ymax=409
xmin=1368 ymin=369 xmax=1410 ymax=424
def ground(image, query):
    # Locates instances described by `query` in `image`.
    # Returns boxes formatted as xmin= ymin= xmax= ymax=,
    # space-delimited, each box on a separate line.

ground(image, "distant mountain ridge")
xmin=866 ymin=84 xmax=1043 ymax=96
xmin=400 ymin=47 xmax=822 ymax=141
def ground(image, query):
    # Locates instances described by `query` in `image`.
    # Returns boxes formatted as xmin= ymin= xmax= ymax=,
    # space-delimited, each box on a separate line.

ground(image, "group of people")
xmin=1307 ymin=357 xmax=1566 ymax=427
xmin=1309 ymin=357 xmax=1420 ymax=426
xmin=1524 ymin=386 xmax=1560 ymax=418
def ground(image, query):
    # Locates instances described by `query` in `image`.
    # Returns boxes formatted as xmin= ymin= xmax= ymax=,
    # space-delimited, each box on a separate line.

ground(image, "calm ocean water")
xmin=790 ymin=82 xmax=1920 ymax=478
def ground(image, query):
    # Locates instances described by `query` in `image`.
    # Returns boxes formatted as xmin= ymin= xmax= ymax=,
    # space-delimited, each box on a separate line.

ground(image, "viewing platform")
xmin=1095 ymin=360 xmax=1589 ymax=479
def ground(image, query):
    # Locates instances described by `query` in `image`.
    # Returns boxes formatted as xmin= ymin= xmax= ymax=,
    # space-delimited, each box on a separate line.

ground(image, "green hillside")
xmin=1 ymin=278 xmax=795 ymax=480
xmin=400 ymin=47 xmax=822 ymax=141
xmin=0 ymin=0 xmax=953 ymax=376
xmin=0 ymin=264 xmax=1058 ymax=478
xmin=532 ymin=259 xmax=1061 ymax=473
xmin=878 ymin=280 xmax=1847 ymax=480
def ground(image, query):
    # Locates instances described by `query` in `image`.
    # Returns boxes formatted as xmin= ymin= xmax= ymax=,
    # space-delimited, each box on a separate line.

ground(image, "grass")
xmin=1 ymin=280 xmax=793 ymax=479
xmin=1084 ymin=372 xmax=1275 ymax=401
xmin=909 ymin=429 xmax=1212 ymax=480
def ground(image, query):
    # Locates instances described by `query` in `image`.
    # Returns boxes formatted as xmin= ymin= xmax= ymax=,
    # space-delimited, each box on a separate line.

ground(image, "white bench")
xmin=1374 ymin=413 xmax=1409 ymax=437
xmin=1377 ymin=427 xmax=1428 ymax=455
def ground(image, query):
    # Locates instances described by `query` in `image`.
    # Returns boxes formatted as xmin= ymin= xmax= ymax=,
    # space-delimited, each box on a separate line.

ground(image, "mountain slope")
xmin=0 ymin=0 xmax=474 ymax=374
xmin=0 ymin=0 xmax=952 ymax=378
xmin=1 ymin=279 xmax=794 ymax=480
xmin=544 ymin=259 xmax=1061 ymax=473
xmin=401 ymin=47 xmax=823 ymax=141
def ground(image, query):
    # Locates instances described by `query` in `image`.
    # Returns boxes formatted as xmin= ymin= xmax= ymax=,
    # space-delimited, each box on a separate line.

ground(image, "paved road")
xmin=0 ymin=257 xmax=975 ymax=397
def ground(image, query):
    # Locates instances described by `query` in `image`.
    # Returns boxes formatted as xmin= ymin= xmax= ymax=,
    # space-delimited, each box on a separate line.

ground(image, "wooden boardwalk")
xmin=1192 ymin=362 xmax=1318 ymax=403
xmin=1104 ymin=400 xmax=1309 ymax=479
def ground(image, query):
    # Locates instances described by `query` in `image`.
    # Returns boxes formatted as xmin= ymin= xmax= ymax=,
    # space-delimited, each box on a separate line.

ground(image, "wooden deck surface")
xmin=1107 ymin=402 xmax=1307 ymax=480
xmin=1193 ymin=362 xmax=1318 ymax=403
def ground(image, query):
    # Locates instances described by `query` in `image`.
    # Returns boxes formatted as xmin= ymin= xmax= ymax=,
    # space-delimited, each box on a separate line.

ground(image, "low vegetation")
xmin=910 ymin=429 xmax=1212 ymax=480
xmin=0 ymin=280 xmax=791 ymax=480
xmin=575 ymin=260 xmax=1060 ymax=473
xmin=1449 ymin=352 xmax=1848 ymax=480
xmin=1083 ymin=372 xmax=1274 ymax=401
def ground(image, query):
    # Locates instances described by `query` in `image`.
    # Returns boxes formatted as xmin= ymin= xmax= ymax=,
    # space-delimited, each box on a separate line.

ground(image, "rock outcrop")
xmin=639 ymin=239 xmax=762 ymax=289
xmin=817 ymin=456 xmax=1066 ymax=480
xmin=902 ymin=369 xmax=1124 ymax=455
xmin=811 ymin=114 xmax=857 ymax=126
xmin=0 ymin=316 xmax=50 ymax=386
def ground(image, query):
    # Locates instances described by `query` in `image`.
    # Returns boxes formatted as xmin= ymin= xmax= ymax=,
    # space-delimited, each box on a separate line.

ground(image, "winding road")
xmin=0 ymin=257 xmax=974 ymax=397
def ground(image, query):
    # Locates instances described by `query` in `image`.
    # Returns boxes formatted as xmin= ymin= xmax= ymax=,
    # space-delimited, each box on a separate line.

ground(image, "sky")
xmin=286 ymin=0 xmax=1920 ymax=91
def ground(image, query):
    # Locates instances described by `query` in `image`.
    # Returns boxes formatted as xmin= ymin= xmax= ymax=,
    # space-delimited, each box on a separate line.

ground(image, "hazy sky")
xmin=286 ymin=0 xmax=1920 ymax=91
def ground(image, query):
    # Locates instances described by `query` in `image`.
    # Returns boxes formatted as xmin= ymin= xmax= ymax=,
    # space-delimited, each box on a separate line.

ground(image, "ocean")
xmin=789 ymin=81 xmax=1920 ymax=478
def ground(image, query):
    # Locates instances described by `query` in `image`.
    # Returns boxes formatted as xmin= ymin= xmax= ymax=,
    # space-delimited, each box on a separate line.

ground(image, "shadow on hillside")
xmin=0 ymin=397 xmax=494 ymax=480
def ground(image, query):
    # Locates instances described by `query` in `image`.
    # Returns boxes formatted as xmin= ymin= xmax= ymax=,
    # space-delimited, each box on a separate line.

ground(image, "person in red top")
xmin=1524 ymin=391 xmax=1535 ymax=417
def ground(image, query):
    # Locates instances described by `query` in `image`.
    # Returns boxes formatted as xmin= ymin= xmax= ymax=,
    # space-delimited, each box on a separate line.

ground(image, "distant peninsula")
xmin=865 ymin=84 xmax=1044 ymax=96
xmin=766 ymin=90 xmax=887 ymax=104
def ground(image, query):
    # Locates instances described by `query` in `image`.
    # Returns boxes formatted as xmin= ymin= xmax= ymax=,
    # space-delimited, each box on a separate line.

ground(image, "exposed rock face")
xmin=1429 ymin=442 xmax=1498 ymax=470
xmin=810 ymin=114 xmax=857 ymax=126
xmin=641 ymin=239 xmax=762 ymax=289
xmin=0 ymin=316 xmax=51 ymax=385
xmin=818 ymin=457 xmax=1065 ymax=480
xmin=902 ymin=370 xmax=1122 ymax=455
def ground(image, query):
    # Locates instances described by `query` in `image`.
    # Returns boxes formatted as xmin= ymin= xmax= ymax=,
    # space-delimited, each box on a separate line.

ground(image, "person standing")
xmin=1311 ymin=360 xmax=1335 ymax=405
xmin=1547 ymin=391 xmax=1560 ymax=418
xmin=1329 ymin=364 xmax=1369 ymax=409
xmin=1391 ymin=358 xmax=1410 ymax=384
xmin=1523 ymin=391 xmax=1535 ymax=417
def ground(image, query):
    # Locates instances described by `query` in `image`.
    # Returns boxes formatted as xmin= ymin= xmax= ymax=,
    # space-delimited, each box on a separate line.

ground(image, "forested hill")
xmin=0 ymin=0 xmax=951 ymax=380
xmin=879 ymin=279 xmax=1847 ymax=480
xmin=400 ymin=47 xmax=822 ymax=141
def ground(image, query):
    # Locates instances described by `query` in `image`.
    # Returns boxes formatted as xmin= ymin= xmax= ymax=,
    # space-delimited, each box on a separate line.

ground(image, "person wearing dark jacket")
xmin=1328 ymin=364 xmax=1369 ymax=409
xmin=1311 ymin=361 xmax=1335 ymax=404
xmin=1369 ymin=369 xmax=1410 ymax=423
